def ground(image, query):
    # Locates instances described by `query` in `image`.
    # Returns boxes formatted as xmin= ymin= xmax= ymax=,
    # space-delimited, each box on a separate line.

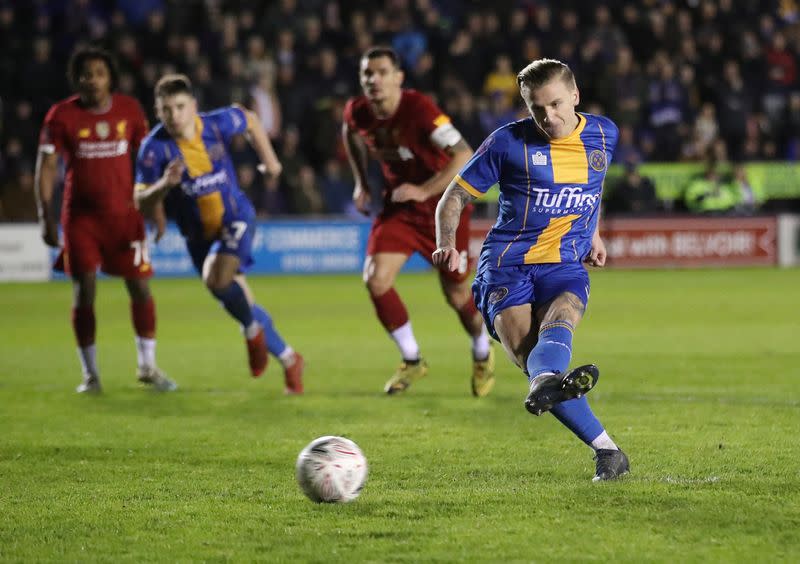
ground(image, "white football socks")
xmin=135 ymin=337 xmax=157 ymax=369
xmin=278 ymin=346 xmax=296 ymax=368
xmin=472 ymin=325 xmax=491 ymax=360
xmin=390 ymin=321 xmax=420 ymax=361
xmin=77 ymin=344 xmax=98 ymax=376
xmin=244 ymin=320 xmax=262 ymax=340
xmin=590 ymin=431 xmax=619 ymax=451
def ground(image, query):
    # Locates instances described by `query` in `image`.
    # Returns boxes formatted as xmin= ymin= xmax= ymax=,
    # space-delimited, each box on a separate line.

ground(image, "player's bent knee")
xmin=365 ymin=274 xmax=393 ymax=297
xmin=203 ymin=272 xmax=231 ymax=293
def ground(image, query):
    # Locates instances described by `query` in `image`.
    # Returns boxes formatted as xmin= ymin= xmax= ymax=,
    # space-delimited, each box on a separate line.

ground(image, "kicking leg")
xmin=532 ymin=292 xmax=627 ymax=480
xmin=364 ymin=253 xmax=427 ymax=393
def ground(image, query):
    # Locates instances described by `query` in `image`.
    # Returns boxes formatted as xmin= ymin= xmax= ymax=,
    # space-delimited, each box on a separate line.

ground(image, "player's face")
xmin=359 ymin=56 xmax=403 ymax=103
xmin=156 ymin=93 xmax=197 ymax=137
xmin=78 ymin=58 xmax=112 ymax=105
xmin=522 ymin=78 xmax=580 ymax=139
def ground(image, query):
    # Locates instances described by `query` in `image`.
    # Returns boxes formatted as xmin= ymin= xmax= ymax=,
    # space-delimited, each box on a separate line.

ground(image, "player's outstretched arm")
xmin=34 ymin=150 xmax=59 ymax=247
xmin=433 ymin=181 xmax=475 ymax=271
xmin=342 ymin=121 xmax=372 ymax=215
xmin=236 ymin=105 xmax=282 ymax=177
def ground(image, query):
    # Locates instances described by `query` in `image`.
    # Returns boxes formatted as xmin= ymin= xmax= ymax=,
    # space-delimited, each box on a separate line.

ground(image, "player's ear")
xmin=572 ymin=86 xmax=580 ymax=107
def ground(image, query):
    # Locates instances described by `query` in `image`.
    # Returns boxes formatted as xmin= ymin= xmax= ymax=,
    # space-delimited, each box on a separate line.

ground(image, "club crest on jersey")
xmin=488 ymin=287 xmax=509 ymax=304
xmin=116 ymin=120 xmax=127 ymax=138
xmin=95 ymin=121 xmax=110 ymax=139
xmin=589 ymin=150 xmax=606 ymax=171
xmin=531 ymin=151 xmax=547 ymax=166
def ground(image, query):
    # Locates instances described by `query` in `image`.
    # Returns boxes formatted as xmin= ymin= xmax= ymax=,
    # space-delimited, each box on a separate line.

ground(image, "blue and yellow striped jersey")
xmin=456 ymin=113 xmax=618 ymax=268
xmin=135 ymin=106 xmax=252 ymax=241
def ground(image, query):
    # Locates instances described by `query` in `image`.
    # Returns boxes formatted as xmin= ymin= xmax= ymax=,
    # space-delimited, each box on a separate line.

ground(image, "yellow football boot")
xmin=384 ymin=359 xmax=429 ymax=394
xmin=471 ymin=346 xmax=496 ymax=398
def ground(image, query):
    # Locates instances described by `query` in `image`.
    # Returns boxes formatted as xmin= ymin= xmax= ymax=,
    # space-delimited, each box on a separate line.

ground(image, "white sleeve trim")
xmin=39 ymin=144 xmax=56 ymax=154
xmin=430 ymin=123 xmax=463 ymax=150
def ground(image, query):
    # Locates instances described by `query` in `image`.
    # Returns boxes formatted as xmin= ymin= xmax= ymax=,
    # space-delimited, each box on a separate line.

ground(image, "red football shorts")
xmin=55 ymin=208 xmax=153 ymax=279
xmin=366 ymin=208 xmax=472 ymax=283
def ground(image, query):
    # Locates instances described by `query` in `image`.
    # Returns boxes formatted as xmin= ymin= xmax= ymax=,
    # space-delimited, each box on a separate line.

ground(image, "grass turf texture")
xmin=1 ymin=268 xmax=799 ymax=562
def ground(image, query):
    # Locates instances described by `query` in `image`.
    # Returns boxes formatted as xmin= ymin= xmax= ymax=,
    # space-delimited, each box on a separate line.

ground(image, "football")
xmin=296 ymin=436 xmax=368 ymax=503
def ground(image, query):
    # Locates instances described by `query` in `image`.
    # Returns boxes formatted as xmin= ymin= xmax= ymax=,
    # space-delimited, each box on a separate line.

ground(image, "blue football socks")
xmin=551 ymin=397 xmax=605 ymax=445
xmin=252 ymin=304 xmax=287 ymax=356
xmin=528 ymin=320 xmax=605 ymax=445
xmin=526 ymin=321 xmax=573 ymax=380
xmin=211 ymin=280 xmax=254 ymax=327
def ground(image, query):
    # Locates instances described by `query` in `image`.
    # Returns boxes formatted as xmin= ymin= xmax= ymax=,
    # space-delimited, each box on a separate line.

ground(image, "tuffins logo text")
xmin=529 ymin=186 xmax=600 ymax=214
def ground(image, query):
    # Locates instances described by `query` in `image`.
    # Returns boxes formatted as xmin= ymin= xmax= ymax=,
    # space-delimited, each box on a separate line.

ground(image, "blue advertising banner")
xmin=52 ymin=219 xmax=432 ymax=278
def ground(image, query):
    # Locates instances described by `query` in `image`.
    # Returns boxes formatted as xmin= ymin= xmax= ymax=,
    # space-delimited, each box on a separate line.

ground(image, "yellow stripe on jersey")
xmin=176 ymin=116 xmax=213 ymax=177
xmin=433 ymin=114 xmax=451 ymax=127
xmin=197 ymin=191 xmax=224 ymax=239
xmin=523 ymin=214 xmax=580 ymax=263
xmin=550 ymin=114 xmax=588 ymax=184
xmin=455 ymin=174 xmax=483 ymax=198
xmin=134 ymin=182 xmax=149 ymax=192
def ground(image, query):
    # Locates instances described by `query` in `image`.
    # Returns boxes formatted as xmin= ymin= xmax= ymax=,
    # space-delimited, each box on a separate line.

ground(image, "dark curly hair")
xmin=67 ymin=46 xmax=120 ymax=92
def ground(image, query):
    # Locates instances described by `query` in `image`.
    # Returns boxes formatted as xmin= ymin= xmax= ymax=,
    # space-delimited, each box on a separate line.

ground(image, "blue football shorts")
xmin=186 ymin=216 xmax=256 ymax=275
xmin=472 ymin=262 xmax=590 ymax=341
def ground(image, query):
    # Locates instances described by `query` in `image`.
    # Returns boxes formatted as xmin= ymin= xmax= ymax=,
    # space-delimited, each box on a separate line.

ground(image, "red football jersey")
xmin=344 ymin=89 xmax=454 ymax=220
xmin=39 ymin=93 xmax=148 ymax=219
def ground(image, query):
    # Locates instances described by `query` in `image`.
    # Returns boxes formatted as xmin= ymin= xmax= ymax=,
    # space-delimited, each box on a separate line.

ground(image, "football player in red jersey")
xmin=343 ymin=47 xmax=495 ymax=396
xmin=34 ymin=46 xmax=175 ymax=393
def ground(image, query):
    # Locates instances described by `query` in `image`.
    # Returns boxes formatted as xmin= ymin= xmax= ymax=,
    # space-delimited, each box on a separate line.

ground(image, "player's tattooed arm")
xmin=342 ymin=122 xmax=372 ymax=215
xmin=432 ymin=182 xmax=475 ymax=271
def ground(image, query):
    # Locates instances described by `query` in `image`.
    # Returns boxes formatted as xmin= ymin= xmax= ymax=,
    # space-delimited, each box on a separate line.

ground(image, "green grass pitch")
xmin=1 ymin=268 xmax=799 ymax=562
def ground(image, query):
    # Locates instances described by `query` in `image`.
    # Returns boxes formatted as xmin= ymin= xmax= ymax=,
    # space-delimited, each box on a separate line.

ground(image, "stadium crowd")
xmin=1 ymin=0 xmax=799 ymax=220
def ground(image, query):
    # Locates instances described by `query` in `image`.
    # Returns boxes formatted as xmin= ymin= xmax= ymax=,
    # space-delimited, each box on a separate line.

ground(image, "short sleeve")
xmin=39 ymin=105 xmax=67 ymax=155
xmin=207 ymin=106 xmax=247 ymax=142
xmin=135 ymin=138 xmax=165 ymax=187
xmin=454 ymin=129 xmax=508 ymax=197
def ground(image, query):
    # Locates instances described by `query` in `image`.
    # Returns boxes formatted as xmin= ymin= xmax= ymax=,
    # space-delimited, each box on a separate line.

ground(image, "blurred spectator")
xmin=607 ymin=162 xmax=660 ymax=215
xmin=291 ymin=165 xmax=324 ymax=214
xmin=647 ymin=60 xmax=687 ymax=160
xmin=716 ymin=60 xmax=754 ymax=162
xmin=1 ymin=0 xmax=799 ymax=219
xmin=319 ymin=159 xmax=356 ymax=216
xmin=249 ymin=70 xmax=282 ymax=140
xmin=447 ymin=91 xmax=485 ymax=150
xmin=261 ymin=175 xmax=289 ymax=217
xmin=614 ymin=125 xmax=643 ymax=167
xmin=730 ymin=163 xmax=763 ymax=214
xmin=483 ymin=54 xmax=518 ymax=108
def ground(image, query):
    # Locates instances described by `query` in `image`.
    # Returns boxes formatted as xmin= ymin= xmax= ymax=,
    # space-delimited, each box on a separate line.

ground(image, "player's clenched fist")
xmin=162 ymin=158 xmax=185 ymax=187
xmin=432 ymin=246 xmax=460 ymax=272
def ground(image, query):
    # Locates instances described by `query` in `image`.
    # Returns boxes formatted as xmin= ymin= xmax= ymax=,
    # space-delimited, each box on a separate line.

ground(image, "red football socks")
xmin=131 ymin=297 xmax=156 ymax=339
xmin=72 ymin=305 xmax=96 ymax=347
xmin=370 ymin=288 xmax=409 ymax=332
